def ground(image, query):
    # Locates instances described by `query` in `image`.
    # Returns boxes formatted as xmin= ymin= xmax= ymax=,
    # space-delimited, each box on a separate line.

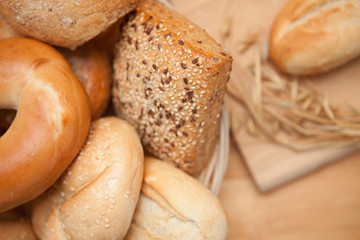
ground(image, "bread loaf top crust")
xmin=112 ymin=0 xmax=232 ymax=174
xmin=270 ymin=0 xmax=360 ymax=75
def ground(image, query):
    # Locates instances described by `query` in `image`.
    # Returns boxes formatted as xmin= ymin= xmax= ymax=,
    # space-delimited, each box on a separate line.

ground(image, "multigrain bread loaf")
xmin=31 ymin=117 xmax=144 ymax=240
xmin=0 ymin=208 xmax=37 ymax=240
xmin=125 ymin=157 xmax=228 ymax=240
xmin=0 ymin=0 xmax=137 ymax=49
xmin=112 ymin=0 xmax=232 ymax=175
xmin=269 ymin=0 xmax=360 ymax=76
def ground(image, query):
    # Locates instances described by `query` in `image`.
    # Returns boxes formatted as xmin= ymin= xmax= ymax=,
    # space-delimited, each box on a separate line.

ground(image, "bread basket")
xmin=197 ymin=103 xmax=230 ymax=195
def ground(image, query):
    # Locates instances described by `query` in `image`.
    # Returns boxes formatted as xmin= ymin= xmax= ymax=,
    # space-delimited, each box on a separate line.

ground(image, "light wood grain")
xmin=171 ymin=0 xmax=360 ymax=239
xmin=219 ymin=142 xmax=360 ymax=240
xmin=174 ymin=0 xmax=360 ymax=192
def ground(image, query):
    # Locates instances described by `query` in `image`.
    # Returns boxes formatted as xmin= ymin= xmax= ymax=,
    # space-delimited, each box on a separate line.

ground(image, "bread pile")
xmin=0 ymin=0 xmax=230 ymax=239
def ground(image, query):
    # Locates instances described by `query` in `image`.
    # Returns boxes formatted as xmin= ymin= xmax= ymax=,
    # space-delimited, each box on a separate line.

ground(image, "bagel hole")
xmin=0 ymin=109 xmax=16 ymax=137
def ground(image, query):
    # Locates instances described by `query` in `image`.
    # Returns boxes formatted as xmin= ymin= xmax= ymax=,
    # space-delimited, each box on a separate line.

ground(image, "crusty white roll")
xmin=31 ymin=117 xmax=144 ymax=240
xmin=0 ymin=38 xmax=91 ymax=213
xmin=0 ymin=0 xmax=137 ymax=49
xmin=125 ymin=156 xmax=228 ymax=240
xmin=0 ymin=208 xmax=37 ymax=240
xmin=269 ymin=0 xmax=360 ymax=76
xmin=112 ymin=0 xmax=232 ymax=175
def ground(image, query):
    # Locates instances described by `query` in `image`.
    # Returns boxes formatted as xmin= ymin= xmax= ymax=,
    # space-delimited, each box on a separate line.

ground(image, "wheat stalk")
xmin=225 ymin=33 xmax=360 ymax=152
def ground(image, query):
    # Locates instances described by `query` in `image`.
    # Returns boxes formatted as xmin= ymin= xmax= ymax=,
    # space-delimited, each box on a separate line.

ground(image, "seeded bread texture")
xmin=112 ymin=0 xmax=232 ymax=175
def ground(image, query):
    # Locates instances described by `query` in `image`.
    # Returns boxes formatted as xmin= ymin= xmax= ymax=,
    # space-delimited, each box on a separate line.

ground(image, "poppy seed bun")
xmin=0 ymin=0 xmax=137 ymax=49
xmin=112 ymin=0 xmax=232 ymax=175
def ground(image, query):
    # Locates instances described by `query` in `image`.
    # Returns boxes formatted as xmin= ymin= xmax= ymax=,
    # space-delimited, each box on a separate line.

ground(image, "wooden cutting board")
xmin=172 ymin=0 xmax=360 ymax=192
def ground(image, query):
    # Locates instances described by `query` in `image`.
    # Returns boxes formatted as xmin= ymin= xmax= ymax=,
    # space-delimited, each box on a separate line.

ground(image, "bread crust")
xmin=269 ymin=0 xmax=360 ymax=75
xmin=31 ymin=117 xmax=144 ymax=240
xmin=0 ymin=38 xmax=91 ymax=213
xmin=112 ymin=0 xmax=232 ymax=174
xmin=0 ymin=0 xmax=137 ymax=49
xmin=0 ymin=208 xmax=37 ymax=240
xmin=58 ymin=23 xmax=119 ymax=120
xmin=125 ymin=157 xmax=228 ymax=240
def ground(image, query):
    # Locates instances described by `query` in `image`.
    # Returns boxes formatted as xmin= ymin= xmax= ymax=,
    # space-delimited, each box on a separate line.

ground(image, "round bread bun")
xmin=0 ymin=38 xmax=91 ymax=213
xmin=31 ymin=117 xmax=144 ymax=240
xmin=125 ymin=156 xmax=228 ymax=240
xmin=0 ymin=208 xmax=37 ymax=240
xmin=0 ymin=0 xmax=137 ymax=49
xmin=58 ymin=20 xmax=121 ymax=119
xmin=112 ymin=0 xmax=232 ymax=175
xmin=60 ymin=44 xmax=112 ymax=120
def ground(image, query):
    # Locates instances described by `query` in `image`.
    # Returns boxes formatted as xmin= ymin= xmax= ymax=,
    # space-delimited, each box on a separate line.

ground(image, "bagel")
xmin=0 ymin=0 xmax=137 ymax=49
xmin=0 ymin=38 xmax=91 ymax=213
xmin=31 ymin=117 xmax=144 ymax=240
xmin=0 ymin=17 xmax=117 ymax=121
xmin=0 ymin=109 xmax=15 ymax=134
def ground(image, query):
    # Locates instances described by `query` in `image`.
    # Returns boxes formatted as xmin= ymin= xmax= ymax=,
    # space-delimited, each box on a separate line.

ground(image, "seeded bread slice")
xmin=112 ymin=0 xmax=232 ymax=175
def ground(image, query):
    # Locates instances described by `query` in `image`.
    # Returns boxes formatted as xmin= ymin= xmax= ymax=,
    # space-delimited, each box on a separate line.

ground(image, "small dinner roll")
xmin=125 ymin=157 xmax=228 ymax=240
xmin=31 ymin=117 xmax=144 ymax=240
xmin=269 ymin=0 xmax=360 ymax=75
xmin=0 ymin=0 xmax=137 ymax=49
xmin=0 ymin=207 xmax=37 ymax=240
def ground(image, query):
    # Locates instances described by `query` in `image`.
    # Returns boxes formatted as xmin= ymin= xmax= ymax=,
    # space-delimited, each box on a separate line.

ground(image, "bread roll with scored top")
xmin=269 ymin=0 xmax=360 ymax=75
xmin=125 ymin=157 xmax=228 ymax=240
xmin=112 ymin=0 xmax=232 ymax=175
xmin=31 ymin=117 xmax=144 ymax=240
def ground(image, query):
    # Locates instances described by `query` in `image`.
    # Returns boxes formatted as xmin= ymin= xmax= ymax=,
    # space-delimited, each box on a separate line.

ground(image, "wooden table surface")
xmin=171 ymin=0 xmax=360 ymax=239
xmin=219 ymin=142 xmax=360 ymax=240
